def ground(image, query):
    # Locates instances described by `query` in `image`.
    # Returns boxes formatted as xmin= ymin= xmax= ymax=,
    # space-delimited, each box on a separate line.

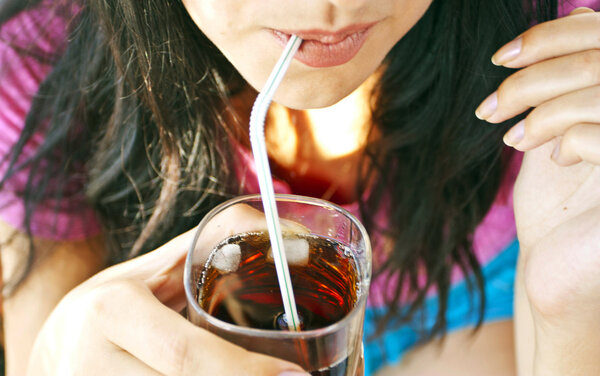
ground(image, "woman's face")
xmin=182 ymin=0 xmax=433 ymax=109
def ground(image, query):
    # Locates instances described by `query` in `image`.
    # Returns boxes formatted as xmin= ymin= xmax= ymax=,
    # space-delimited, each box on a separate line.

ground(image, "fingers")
xmin=475 ymin=9 xmax=600 ymax=168
xmin=92 ymin=202 xmax=270 ymax=282
xmin=87 ymin=225 xmax=198 ymax=287
xmin=491 ymin=10 xmax=600 ymax=68
xmin=187 ymin=202 xmax=310 ymax=270
xmin=476 ymin=50 xmax=600 ymax=123
xmin=88 ymin=202 xmax=293 ymax=294
xmin=502 ymin=85 xmax=600 ymax=150
xmin=92 ymin=279 xmax=308 ymax=376
xmin=552 ymin=123 xmax=600 ymax=166
xmin=97 ymin=351 xmax=163 ymax=376
xmin=477 ymin=10 xmax=600 ymax=124
xmin=146 ymin=202 xmax=310 ymax=310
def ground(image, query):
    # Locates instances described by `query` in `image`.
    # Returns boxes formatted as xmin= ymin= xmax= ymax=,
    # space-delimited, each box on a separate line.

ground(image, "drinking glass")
xmin=184 ymin=194 xmax=371 ymax=375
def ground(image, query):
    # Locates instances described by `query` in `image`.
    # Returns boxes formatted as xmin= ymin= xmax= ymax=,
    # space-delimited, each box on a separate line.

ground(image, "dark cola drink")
xmin=197 ymin=231 xmax=360 ymax=375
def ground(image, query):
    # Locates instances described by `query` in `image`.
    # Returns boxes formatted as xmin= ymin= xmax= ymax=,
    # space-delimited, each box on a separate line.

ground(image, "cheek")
xmin=181 ymin=0 xmax=240 ymax=36
xmin=393 ymin=0 xmax=434 ymax=30
xmin=380 ymin=0 xmax=432 ymax=53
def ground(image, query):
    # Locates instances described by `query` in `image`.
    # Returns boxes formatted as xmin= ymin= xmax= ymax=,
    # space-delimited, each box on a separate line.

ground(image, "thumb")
xmin=84 ymin=202 xmax=270 ymax=307
xmin=569 ymin=7 xmax=595 ymax=16
xmin=86 ymin=226 xmax=198 ymax=288
xmin=93 ymin=201 xmax=309 ymax=283
xmin=87 ymin=201 xmax=310 ymax=306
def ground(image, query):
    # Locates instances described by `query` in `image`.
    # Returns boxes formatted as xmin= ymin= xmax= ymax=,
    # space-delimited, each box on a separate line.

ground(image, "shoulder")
xmin=1 ymin=217 xmax=105 ymax=375
xmin=0 ymin=218 xmax=106 ymax=294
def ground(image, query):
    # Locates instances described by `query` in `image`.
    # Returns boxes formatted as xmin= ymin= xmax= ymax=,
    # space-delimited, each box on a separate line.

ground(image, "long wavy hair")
xmin=1 ymin=0 xmax=557 ymax=341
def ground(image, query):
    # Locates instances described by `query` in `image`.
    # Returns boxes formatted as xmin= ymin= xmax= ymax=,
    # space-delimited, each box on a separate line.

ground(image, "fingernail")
xmin=475 ymin=92 xmax=498 ymax=120
xmin=492 ymin=37 xmax=522 ymax=66
xmin=503 ymin=120 xmax=525 ymax=147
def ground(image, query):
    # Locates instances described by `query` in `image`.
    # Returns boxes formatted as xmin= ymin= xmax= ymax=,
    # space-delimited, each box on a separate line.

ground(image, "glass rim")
xmin=183 ymin=193 xmax=372 ymax=339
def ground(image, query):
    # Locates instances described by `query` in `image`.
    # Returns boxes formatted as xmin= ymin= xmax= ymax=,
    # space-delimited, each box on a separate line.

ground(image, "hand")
xmin=476 ymin=7 xmax=600 ymax=166
xmin=26 ymin=204 xmax=310 ymax=376
xmin=476 ymin=8 xmax=600 ymax=374
xmin=476 ymin=7 xmax=600 ymax=316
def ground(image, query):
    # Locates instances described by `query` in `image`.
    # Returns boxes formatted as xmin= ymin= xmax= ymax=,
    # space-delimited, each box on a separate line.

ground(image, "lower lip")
xmin=271 ymin=27 xmax=373 ymax=68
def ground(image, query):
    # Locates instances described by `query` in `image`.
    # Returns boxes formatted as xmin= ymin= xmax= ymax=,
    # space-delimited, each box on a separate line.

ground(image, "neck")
xmin=264 ymin=74 xmax=377 ymax=203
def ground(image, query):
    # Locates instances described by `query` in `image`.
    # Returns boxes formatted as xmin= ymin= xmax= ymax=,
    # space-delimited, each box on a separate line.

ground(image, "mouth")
xmin=270 ymin=22 xmax=377 ymax=68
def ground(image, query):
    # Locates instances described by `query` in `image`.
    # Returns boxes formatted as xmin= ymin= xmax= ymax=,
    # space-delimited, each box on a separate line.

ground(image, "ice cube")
xmin=211 ymin=243 xmax=242 ymax=273
xmin=268 ymin=237 xmax=309 ymax=266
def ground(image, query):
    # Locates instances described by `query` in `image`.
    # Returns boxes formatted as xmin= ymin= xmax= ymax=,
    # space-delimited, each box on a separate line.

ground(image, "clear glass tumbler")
xmin=184 ymin=194 xmax=371 ymax=375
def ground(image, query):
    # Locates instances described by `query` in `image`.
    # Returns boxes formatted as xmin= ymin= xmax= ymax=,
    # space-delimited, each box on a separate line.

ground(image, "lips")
xmin=271 ymin=23 xmax=376 ymax=68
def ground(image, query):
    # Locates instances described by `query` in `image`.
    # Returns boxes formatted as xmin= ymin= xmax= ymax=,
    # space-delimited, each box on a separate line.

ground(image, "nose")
xmin=327 ymin=0 xmax=369 ymax=11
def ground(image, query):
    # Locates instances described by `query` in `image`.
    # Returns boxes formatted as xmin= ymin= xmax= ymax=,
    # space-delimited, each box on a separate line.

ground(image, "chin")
xmin=271 ymin=91 xmax=349 ymax=110
xmin=238 ymin=51 xmax=380 ymax=110
xmin=268 ymin=75 xmax=367 ymax=110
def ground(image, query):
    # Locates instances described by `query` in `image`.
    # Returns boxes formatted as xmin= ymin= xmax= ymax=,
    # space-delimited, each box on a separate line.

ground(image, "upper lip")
xmin=275 ymin=22 xmax=378 ymax=44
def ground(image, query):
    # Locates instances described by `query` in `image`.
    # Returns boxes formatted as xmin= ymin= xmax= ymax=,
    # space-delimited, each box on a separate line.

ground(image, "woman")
xmin=1 ymin=0 xmax=600 ymax=374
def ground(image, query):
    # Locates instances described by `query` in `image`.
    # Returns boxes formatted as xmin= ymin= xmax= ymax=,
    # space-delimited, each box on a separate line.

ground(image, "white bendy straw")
xmin=249 ymin=35 xmax=303 ymax=331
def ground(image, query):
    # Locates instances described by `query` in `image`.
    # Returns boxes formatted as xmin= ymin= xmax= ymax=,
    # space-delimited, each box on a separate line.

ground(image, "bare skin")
xmin=3 ymin=4 xmax=600 ymax=376
xmin=1 ymin=216 xmax=516 ymax=376
xmin=378 ymin=321 xmax=515 ymax=376
xmin=2 ymin=80 xmax=517 ymax=376
xmin=0 ymin=220 xmax=105 ymax=376
xmin=478 ymin=7 xmax=600 ymax=375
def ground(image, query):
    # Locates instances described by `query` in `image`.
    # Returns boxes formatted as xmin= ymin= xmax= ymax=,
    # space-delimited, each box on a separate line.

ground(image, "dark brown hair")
xmin=1 ymin=0 xmax=557 ymax=340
